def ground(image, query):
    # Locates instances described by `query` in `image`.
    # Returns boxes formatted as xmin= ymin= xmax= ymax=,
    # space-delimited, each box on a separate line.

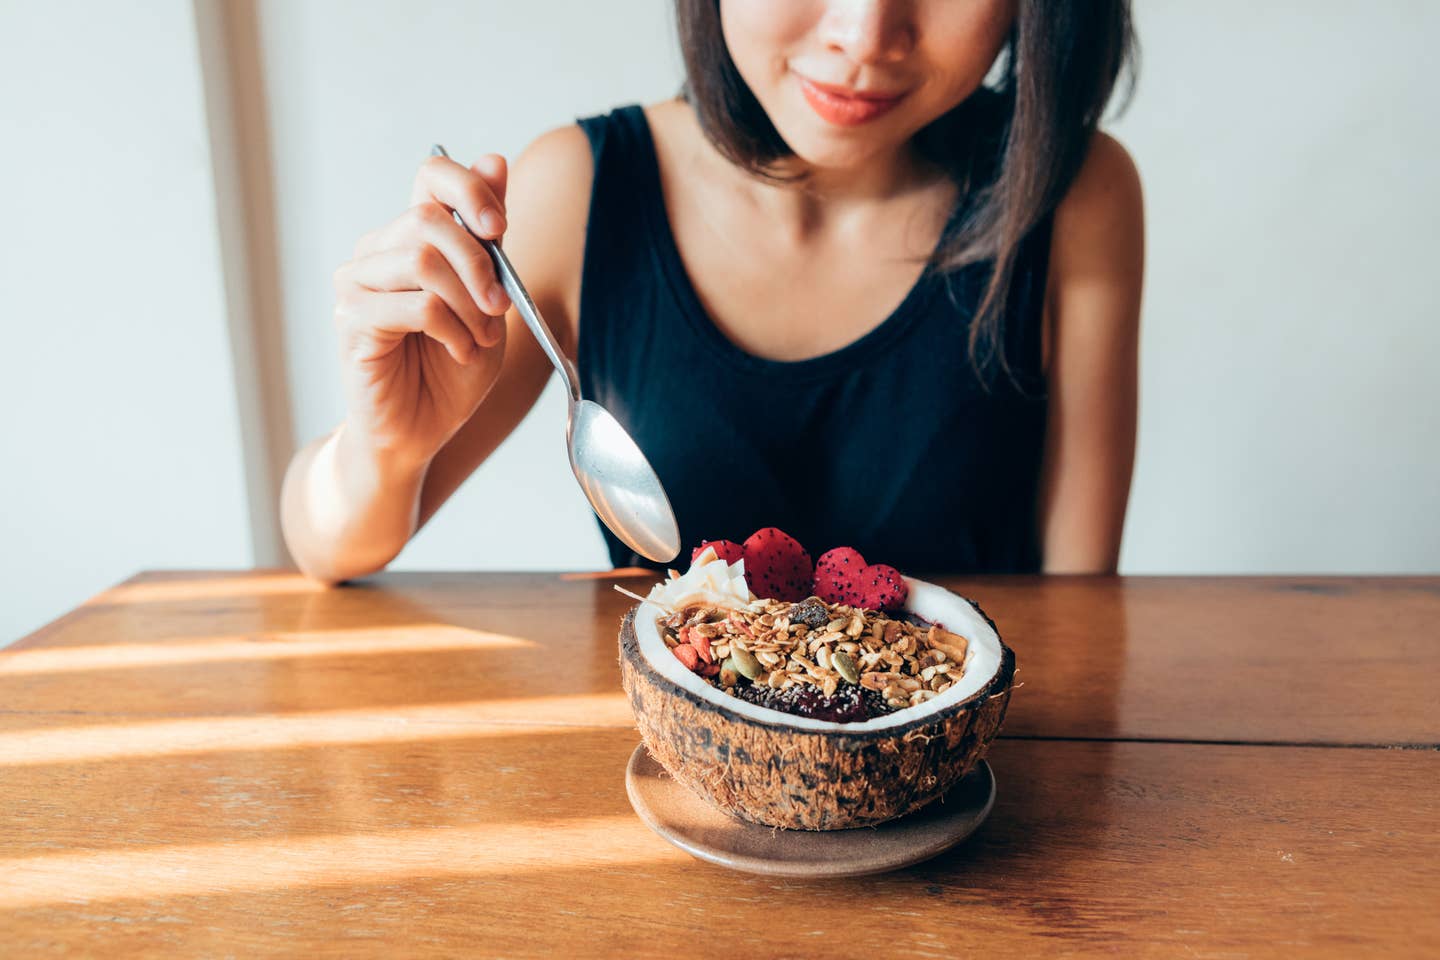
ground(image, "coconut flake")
xmin=643 ymin=546 xmax=754 ymax=612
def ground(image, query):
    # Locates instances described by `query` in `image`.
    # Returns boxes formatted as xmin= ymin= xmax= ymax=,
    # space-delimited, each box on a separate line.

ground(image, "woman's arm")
xmin=1036 ymin=132 xmax=1145 ymax=574
xmin=281 ymin=125 xmax=595 ymax=582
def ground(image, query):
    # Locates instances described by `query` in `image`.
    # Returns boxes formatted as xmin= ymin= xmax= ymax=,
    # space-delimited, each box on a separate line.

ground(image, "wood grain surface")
xmin=3 ymin=570 xmax=1437 ymax=957
xmin=7 ymin=571 xmax=1437 ymax=744
xmin=3 ymin=734 xmax=1436 ymax=956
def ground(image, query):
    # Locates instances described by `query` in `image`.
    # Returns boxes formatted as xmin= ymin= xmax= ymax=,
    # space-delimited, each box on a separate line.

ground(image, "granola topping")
xmin=658 ymin=596 xmax=970 ymax=721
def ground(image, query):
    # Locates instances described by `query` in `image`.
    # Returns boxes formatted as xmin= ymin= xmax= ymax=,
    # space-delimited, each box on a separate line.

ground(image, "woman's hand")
xmin=331 ymin=153 xmax=513 ymax=471
xmin=282 ymin=124 xmax=593 ymax=585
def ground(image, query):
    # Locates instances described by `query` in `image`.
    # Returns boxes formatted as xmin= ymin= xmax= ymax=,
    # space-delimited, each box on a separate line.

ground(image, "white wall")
xmin=0 ymin=0 xmax=253 ymax=642
xmin=1110 ymin=2 xmax=1440 ymax=572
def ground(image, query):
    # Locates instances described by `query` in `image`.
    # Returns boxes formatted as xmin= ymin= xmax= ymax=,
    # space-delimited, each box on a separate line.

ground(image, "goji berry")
xmin=692 ymin=633 xmax=714 ymax=663
xmin=672 ymin=643 xmax=700 ymax=671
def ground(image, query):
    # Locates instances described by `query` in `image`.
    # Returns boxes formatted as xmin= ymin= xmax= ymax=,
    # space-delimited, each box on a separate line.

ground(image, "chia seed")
xmin=735 ymin=681 xmax=896 ymax=723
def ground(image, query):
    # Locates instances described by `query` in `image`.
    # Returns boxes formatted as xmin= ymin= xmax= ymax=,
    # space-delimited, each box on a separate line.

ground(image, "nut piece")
xmin=926 ymin=625 xmax=969 ymax=662
xmin=730 ymin=647 xmax=762 ymax=680
xmin=832 ymin=651 xmax=861 ymax=684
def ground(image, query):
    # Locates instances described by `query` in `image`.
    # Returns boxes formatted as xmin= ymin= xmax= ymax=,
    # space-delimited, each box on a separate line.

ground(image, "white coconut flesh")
xmin=635 ymin=577 xmax=1003 ymax=734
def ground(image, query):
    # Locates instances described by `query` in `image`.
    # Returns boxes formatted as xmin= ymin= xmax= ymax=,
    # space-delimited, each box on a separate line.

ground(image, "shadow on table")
xmin=1 ymin=727 xmax=643 ymax=855
xmin=0 ymin=742 xmax=1146 ymax=954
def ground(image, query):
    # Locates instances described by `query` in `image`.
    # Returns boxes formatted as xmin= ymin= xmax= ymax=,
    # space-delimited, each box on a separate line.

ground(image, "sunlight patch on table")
xmin=0 ymin=695 xmax=635 ymax=766
xmin=94 ymin=575 xmax=325 ymax=605
xmin=0 ymin=816 xmax=678 ymax=907
xmin=0 ymin=626 xmax=534 ymax=676
xmin=560 ymin=568 xmax=656 ymax=580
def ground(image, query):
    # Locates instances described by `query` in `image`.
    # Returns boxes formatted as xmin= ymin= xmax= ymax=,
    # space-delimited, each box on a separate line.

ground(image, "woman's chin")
xmin=767 ymin=127 xmax=895 ymax=176
xmin=762 ymin=104 xmax=923 ymax=175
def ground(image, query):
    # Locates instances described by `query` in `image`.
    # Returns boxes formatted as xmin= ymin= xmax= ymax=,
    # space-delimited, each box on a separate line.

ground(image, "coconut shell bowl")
xmin=618 ymin=575 xmax=1015 ymax=872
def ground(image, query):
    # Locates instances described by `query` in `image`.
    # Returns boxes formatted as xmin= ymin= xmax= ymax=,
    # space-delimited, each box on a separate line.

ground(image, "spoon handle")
xmin=430 ymin=144 xmax=581 ymax=403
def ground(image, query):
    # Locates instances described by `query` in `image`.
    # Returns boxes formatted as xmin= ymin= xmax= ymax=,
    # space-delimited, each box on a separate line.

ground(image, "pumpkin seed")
xmin=832 ymin=651 xmax=861 ymax=684
xmin=719 ymin=659 xmax=739 ymax=687
xmin=731 ymin=646 xmax=763 ymax=679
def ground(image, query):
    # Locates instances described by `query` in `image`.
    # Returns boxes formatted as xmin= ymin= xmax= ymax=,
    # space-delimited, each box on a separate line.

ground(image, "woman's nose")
xmin=818 ymin=0 xmax=915 ymax=66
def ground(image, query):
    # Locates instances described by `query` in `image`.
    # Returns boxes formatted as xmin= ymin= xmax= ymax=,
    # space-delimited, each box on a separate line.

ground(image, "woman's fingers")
xmin=336 ymin=290 xmax=478 ymax=366
xmin=410 ymin=155 xmax=512 ymax=316
xmin=472 ymin=153 xmax=507 ymax=207
xmin=340 ymin=152 xmax=514 ymax=356
xmin=353 ymin=203 xmax=510 ymax=330
xmin=410 ymin=154 xmax=507 ymax=239
xmin=339 ymin=243 xmax=501 ymax=347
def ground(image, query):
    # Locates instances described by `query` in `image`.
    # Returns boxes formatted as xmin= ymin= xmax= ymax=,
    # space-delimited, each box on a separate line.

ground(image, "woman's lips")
xmin=798 ymin=77 xmax=906 ymax=126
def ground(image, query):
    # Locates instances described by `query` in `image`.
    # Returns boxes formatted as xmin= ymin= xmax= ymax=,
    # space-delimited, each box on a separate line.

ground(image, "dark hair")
xmin=675 ymin=0 xmax=1136 ymax=376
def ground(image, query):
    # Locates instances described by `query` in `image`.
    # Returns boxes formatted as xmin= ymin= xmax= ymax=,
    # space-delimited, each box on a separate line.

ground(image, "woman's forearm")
xmin=280 ymin=424 xmax=428 ymax=584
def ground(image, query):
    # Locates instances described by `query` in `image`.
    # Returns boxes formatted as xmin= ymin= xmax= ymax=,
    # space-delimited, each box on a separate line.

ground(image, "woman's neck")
xmin=715 ymin=135 xmax=952 ymax=241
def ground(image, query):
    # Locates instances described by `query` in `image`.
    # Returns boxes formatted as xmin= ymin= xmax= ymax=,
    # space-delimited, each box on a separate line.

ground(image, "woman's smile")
xmin=796 ymin=74 xmax=908 ymax=126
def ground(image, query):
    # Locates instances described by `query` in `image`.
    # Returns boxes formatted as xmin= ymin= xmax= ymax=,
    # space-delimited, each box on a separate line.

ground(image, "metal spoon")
xmin=430 ymin=144 xmax=680 ymax=563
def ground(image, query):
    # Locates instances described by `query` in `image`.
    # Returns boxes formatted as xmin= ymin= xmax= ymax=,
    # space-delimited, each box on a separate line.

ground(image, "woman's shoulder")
xmin=501 ymin=124 xmax=596 ymax=348
xmin=514 ymin=122 xmax=594 ymax=188
xmin=512 ymin=98 xmax=689 ymax=199
xmin=1041 ymin=131 xmax=1144 ymax=368
xmin=1052 ymin=132 xmax=1144 ymax=275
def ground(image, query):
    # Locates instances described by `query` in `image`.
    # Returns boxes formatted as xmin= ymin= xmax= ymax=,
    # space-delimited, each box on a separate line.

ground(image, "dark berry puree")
xmin=735 ymin=682 xmax=896 ymax=723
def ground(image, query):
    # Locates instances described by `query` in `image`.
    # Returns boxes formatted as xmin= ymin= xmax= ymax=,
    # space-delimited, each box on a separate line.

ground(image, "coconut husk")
xmin=618 ymin=607 xmax=1015 ymax=831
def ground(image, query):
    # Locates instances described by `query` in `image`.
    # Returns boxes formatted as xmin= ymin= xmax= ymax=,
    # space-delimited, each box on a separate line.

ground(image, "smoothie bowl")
xmin=617 ymin=529 xmax=1015 ymax=831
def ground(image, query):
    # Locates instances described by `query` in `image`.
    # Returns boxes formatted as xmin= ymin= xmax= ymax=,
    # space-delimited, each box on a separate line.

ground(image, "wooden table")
xmin=3 ymin=572 xmax=1437 ymax=957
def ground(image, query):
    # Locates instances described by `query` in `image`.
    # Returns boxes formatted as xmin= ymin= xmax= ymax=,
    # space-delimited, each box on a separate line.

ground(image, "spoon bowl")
xmin=567 ymin=400 xmax=680 ymax=564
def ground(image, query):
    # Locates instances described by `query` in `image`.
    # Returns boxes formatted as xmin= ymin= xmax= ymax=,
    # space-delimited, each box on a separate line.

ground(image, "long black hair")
xmin=674 ymin=0 xmax=1136 ymax=375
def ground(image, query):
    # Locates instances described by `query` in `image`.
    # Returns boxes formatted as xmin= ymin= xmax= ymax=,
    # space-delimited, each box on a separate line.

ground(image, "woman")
xmin=282 ymin=0 xmax=1143 ymax=582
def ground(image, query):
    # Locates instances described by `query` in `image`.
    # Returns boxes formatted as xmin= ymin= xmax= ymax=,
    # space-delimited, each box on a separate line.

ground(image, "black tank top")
xmin=575 ymin=104 xmax=1052 ymax=576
